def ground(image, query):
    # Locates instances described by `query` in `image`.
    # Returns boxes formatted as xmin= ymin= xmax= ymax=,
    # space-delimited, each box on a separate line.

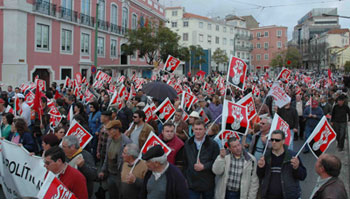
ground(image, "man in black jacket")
xmin=184 ymin=119 xmax=220 ymax=199
xmin=257 ymin=130 xmax=307 ymax=199
xmin=140 ymin=145 xmax=189 ymax=199
xmin=331 ymin=95 xmax=350 ymax=151
xmin=277 ymin=102 xmax=299 ymax=150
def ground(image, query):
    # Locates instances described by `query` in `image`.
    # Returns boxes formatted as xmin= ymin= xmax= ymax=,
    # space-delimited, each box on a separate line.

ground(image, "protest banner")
xmin=266 ymin=82 xmax=291 ymax=108
xmin=0 ymin=139 xmax=46 ymax=198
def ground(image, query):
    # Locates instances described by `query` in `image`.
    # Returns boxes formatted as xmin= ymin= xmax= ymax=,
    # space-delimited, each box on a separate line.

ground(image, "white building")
xmin=165 ymin=7 xmax=252 ymax=72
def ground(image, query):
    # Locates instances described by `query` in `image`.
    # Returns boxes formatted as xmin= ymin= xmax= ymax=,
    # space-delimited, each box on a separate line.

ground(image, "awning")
xmin=264 ymin=66 xmax=270 ymax=69
xmin=256 ymin=66 xmax=261 ymax=69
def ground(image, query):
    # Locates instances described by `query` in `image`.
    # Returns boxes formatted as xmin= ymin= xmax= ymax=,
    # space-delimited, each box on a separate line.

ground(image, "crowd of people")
xmin=0 ymin=70 xmax=349 ymax=199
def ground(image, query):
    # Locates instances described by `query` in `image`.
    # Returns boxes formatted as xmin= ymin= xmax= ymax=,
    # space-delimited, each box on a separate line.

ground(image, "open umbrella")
xmin=142 ymin=81 xmax=178 ymax=102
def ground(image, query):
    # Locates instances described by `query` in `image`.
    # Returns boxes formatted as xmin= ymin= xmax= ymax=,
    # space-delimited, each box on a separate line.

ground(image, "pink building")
xmin=0 ymin=0 xmax=165 ymax=87
xmin=250 ymin=25 xmax=287 ymax=72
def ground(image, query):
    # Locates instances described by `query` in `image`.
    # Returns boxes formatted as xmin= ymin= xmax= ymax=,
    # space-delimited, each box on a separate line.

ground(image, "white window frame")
xmin=230 ymin=28 xmax=233 ymax=34
xmin=35 ymin=17 xmax=52 ymax=53
xmin=98 ymin=0 xmax=106 ymax=21
xmin=131 ymin=13 xmax=138 ymax=30
xmin=277 ymin=30 xmax=282 ymax=37
xmin=264 ymin=31 xmax=269 ymax=37
xmin=215 ymin=36 xmax=219 ymax=44
xmin=183 ymin=33 xmax=188 ymax=41
xmin=223 ymin=38 xmax=227 ymax=45
xmin=256 ymin=32 xmax=261 ymax=38
xmin=208 ymin=23 xmax=211 ymax=30
xmin=110 ymin=3 xmax=118 ymax=25
xmin=277 ymin=41 xmax=282 ymax=48
xmin=216 ymin=25 xmax=219 ymax=31
xmin=256 ymin=54 xmax=261 ymax=61
xmin=80 ymin=31 xmax=90 ymax=56
xmin=60 ymin=66 xmax=73 ymax=80
xmin=256 ymin=43 xmax=261 ymax=49
xmin=171 ymin=22 xmax=177 ymax=28
xmin=223 ymin=27 xmax=227 ymax=32
xmin=264 ymin=54 xmax=269 ymax=60
xmin=81 ymin=0 xmax=91 ymax=15
xmin=97 ymin=36 xmax=105 ymax=57
xmin=122 ymin=7 xmax=129 ymax=29
xmin=183 ymin=21 xmax=188 ymax=27
xmin=207 ymin=35 xmax=212 ymax=43
xmin=110 ymin=38 xmax=118 ymax=58
xmin=172 ymin=10 xmax=177 ymax=16
xmin=199 ymin=34 xmax=203 ymax=42
xmin=60 ymin=23 xmax=73 ymax=55
xmin=199 ymin=22 xmax=203 ymax=28
xmin=264 ymin=42 xmax=269 ymax=49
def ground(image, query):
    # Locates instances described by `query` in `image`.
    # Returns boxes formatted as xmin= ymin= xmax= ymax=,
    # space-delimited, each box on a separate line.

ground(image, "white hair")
xmin=149 ymin=154 xmax=168 ymax=165
xmin=260 ymin=115 xmax=272 ymax=124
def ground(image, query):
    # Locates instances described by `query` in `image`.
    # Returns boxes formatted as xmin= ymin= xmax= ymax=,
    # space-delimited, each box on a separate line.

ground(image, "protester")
xmin=140 ymin=145 xmax=189 ymax=199
xmin=1 ymin=113 xmax=14 ymax=140
xmin=208 ymin=95 xmax=223 ymax=124
xmin=293 ymin=94 xmax=305 ymax=140
xmin=125 ymin=110 xmax=154 ymax=149
xmin=99 ymin=120 xmax=132 ymax=199
xmin=88 ymin=101 xmax=102 ymax=159
xmin=54 ymin=126 xmax=67 ymax=141
xmin=277 ymin=102 xmax=299 ymax=150
xmin=44 ymin=146 xmax=88 ymax=199
xmin=120 ymin=143 xmax=148 ymax=199
xmin=159 ymin=121 xmax=184 ymax=164
xmin=41 ymin=133 xmax=60 ymax=157
xmin=16 ymin=93 xmax=31 ymax=127
xmin=8 ymin=118 xmax=36 ymax=152
xmin=62 ymin=135 xmax=97 ymax=199
xmin=187 ymin=111 xmax=200 ymax=137
xmin=311 ymin=153 xmax=348 ymax=199
xmin=330 ymin=94 xmax=350 ymax=151
xmin=248 ymin=116 xmax=272 ymax=160
xmin=96 ymin=110 xmax=112 ymax=162
xmin=257 ymin=130 xmax=307 ymax=199
xmin=173 ymin=108 xmax=189 ymax=141
xmin=212 ymin=136 xmax=259 ymax=199
xmin=183 ymin=119 xmax=219 ymax=199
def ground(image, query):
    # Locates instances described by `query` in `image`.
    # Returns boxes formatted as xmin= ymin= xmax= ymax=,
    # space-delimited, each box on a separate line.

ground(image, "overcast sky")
xmin=160 ymin=0 xmax=350 ymax=40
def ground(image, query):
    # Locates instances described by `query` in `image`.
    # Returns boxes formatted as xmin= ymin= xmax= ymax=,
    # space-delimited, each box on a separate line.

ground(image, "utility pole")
xmin=94 ymin=2 xmax=99 ymax=70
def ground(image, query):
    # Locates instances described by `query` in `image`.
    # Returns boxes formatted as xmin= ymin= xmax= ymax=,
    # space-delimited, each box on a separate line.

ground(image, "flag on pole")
xmin=269 ymin=113 xmax=292 ymax=146
xmin=215 ymin=130 xmax=241 ymax=148
xmin=276 ymin=68 xmax=291 ymax=83
xmin=266 ymin=82 xmax=291 ymax=108
xmin=221 ymin=100 xmax=249 ymax=135
xmin=153 ymin=98 xmax=175 ymax=125
xmin=67 ymin=105 xmax=74 ymax=124
xmin=139 ymin=131 xmax=171 ymax=158
xmin=65 ymin=120 xmax=93 ymax=149
xmin=236 ymin=92 xmax=257 ymax=121
xmin=37 ymin=172 xmax=78 ymax=199
xmin=227 ymin=56 xmax=247 ymax=90
xmin=163 ymin=55 xmax=181 ymax=73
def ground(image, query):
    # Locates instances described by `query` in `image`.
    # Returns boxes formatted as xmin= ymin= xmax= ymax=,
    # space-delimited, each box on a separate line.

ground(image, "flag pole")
xmin=262 ymin=138 xmax=269 ymax=156
xmin=129 ymin=157 xmax=140 ymax=174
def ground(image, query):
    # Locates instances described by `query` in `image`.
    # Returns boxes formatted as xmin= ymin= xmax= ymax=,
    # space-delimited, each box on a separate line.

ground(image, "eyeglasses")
xmin=270 ymin=138 xmax=282 ymax=142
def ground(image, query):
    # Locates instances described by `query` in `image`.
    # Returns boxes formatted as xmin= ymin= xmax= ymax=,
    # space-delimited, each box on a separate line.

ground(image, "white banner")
xmin=0 ymin=139 xmax=46 ymax=198
xmin=267 ymin=82 xmax=291 ymax=108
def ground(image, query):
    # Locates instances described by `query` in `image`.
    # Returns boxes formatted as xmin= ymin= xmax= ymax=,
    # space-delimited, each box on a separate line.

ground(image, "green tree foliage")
xmin=122 ymin=20 xmax=189 ymax=65
xmin=344 ymin=61 xmax=350 ymax=73
xmin=270 ymin=47 xmax=302 ymax=68
xmin=212 ymin=48 xmax=229 ymax=68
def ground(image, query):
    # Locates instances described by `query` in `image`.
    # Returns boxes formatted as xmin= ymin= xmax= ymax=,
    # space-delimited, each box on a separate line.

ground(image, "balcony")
xmin=59 ymin=7 xmax=78 ymax=23
xmin=235 ymin=45 xmax=253 ymax=52
xmin=236 ymin=33 xmax=253 ymax=41
xmin=33 ymin=0 xmax=56 ymax=17
xmin=98 ymin=19 xmax=109 ymax=31
xmin=110 ymin=23 xmax=128 ymax=35
xmin=80 ymin=13 xmax=95 ymax=27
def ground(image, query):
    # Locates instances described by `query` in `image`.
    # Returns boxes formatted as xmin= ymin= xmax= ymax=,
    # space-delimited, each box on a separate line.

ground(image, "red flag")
xmin=236 ymin=93 xmax=257 ymax=121
xmin=222 ymin=100 xmax=249 ymax=135
xmin=215 ymin=130 xmax=241 ymax=148
xmin=227 ymin=56 xmax=247 ymax=90
xmin=140 ymin=131 xmax=171 ymax=158
xmin=269 ymin=113 xmax=292 ymax=146
xmin=65 ymin=120 xmax=93 ymax=149
xmin=25 ymin=91 xmax=35 ymax=107
xmin=32 ymin=83 xmax=43 ymax=120
xmin=276 ymin=68 xmax=291 ymax=83
xmin=163 ymin=55 xmax=181 ymax=73
xmin=198 ymin=108 xmax=210 ymax=124
xmin=54 ymin=90 xmax=62 ymax=100
xmin=5 ymin=106 xmax=14 ymax=114
xmin=143 ymin=105 xmax=154 ymax=123
xmin=181 ymin=91 xmax=197 ymax=111
xmin=37 ymin=172 xmax=78 ymax=199
xmin=153 ymin=98 xmax=175 ymax=125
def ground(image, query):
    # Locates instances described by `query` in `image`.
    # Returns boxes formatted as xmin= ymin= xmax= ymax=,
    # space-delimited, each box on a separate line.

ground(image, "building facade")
xmin=250 ymin=25 xmax=288 ymax=72
xmin=0 ymin=0 xmax=165 ymax=87
xmin=165 ymin=7 xmax=253 ymax=73
xmin=291 ymin=8 xmax=340 ymax=69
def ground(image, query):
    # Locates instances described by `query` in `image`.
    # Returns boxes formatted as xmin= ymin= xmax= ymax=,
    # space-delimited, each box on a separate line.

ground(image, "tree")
xmin=212 ymin=48 xmax=229 ymax=71
xmin=344 ymin=61 xmax=350 ymax=73
xmin=122 ymin=20 xmax=188 ymax=65
xmin=309 ymin=41 xmax=328 ymax=72
xmin=270 ymin=47 xmax=302 ymax=68
xmin=189 ymin=45 xmax=206 ymax=74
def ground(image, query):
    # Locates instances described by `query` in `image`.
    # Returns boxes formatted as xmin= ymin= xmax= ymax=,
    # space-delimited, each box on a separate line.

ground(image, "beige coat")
xmin=212 ymin=151 xmax=259 ymax=199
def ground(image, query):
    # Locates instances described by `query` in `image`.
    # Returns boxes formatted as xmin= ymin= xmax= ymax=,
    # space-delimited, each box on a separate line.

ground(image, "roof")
xmin=183 ymin=13 xmax=212 ymax=21
xmin=251 ymin=25 xmax=287 ymax=30
xmin=327 ymin=29 xmax=349 ymax=34
xmin=165 ymin=7 xmax=182 ymax=10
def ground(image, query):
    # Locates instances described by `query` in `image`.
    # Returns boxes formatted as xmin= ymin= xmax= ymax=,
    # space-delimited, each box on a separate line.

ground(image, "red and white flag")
xmin=153 ymin=98 xmax=175 ymax=125
xmin=227 ymin=56 xmax=247 ymax=90
xmin=221 ymin=100 xmax=249 ymax=135
xmin=140 ymin=131 xmax=171 ymax=158
xmin=215 ymin=130 xmax=241 ymax=148
xmin=25 ymin=91 xmax=35 ymax=107
xmin=66 ymin=120 xmax=93 ymax=149
xmin=64 ymin=76 xmax=72 ymax=88
xmin=35 ymin=79 xmax=46 ymax=91
xmin=304 ymin=116 xmax=336 ymax=158
xmin=5 ymin=105 xmax=14 ymax=114
xmin=269 ymin=113 xmax=292 ymax=146
xmin=143 ymin=105 xmax=154 ymax=123
xmin=236 ymin=93 xmax=257 ymax=121
xmin=163 ymin=55 xmax=181 ymax=73
xmin=252 ymin=85 xmax=260 ymax=97
xmin=276 ymin=68 xmax=291 ymax=83
xmin=267 ymin=82 xmax=291 ymax=108
xmin=180 ymin=91 xmax=197 ymax=111
xmin=118 ymin=75 xmax=126 ymax=83
xmin=37 ymin=172 xmax=77 ymax=199
xmin=92 ymin=80 xmax=103 ymax=89
xmin=173 ymin=84 xmax=183 ymax=95
xmin=198 ymin=108 xmax=210 ymax=124
xmin=67 ymin=105 xmax=74 ymax=124
xmin=84 ymin=89 xmax=94 ymax=102
xmin=75 ymin=72 xmax=82 ymax=85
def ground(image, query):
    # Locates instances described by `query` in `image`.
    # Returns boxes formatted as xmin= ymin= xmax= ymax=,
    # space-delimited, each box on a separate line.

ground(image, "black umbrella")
xmin=142 ymin=81 xmax=178 ymax=102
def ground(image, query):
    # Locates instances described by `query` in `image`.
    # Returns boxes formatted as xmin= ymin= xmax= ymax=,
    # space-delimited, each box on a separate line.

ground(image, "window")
xmin=97 ymin=37 xmax=104 ymax=56
xmin=111 ymin=39 xmax=117 ymax=57
xmin=172 ymin=10 xmax=177 ymax=16
xmin=171 ymin=22 xmax=177 ymax=28
xmin=256 ymin=32 xmax=261 ymax=38
xmin=256 ymin=43 xmax=261 ymax=49
xmin=215 ymin=36 xmax=219 ymax=44
xmin=122 ymin=7 xmax=128 ymax=28
xmin=256 ymin=54 xmax=261 ymax=61
xmin=208 ymin=23 xmax=211 ymax=30
xmin=98 ymin=0 xmax=105 ymax=20
xmin=207 ymin=35 xmax=212 ymax=43
xmin=81 ymin=0 xmax=90 ymax=15
xmin=264 ymin=54 xmax=269 ymax=60
xmin=111 ymin=4 xmax=118 ymax=25
xmin=251 ymin=55 xmax=253 ymax=61
xmin=223 ymin=38 xmax=227 ymax=45
xmin=183 ymin=21 xmax=188 ymax=27
xmin=277 ymin=30 xmax=282 ymax=37
xmin=230 ymin=28 xmax=233 ymax=33
xmin=61 ymin=29 xmax=72 ymax=53
xmin=264 ymin=42 xmax=269 ymax=49
xmin=61 ymin=68 xmax=72 ymax=80
xmin=216 ymin=25 xmax=219 ymax=31
xmin=230 ymin=39 xmax=234 ymax=46
xmin=237 ymin=52 xmax=240 ymax=58
xmin=36 ymin=23 xmax=50 ymax=50
xmin=183 ymin=33 xmax=188 ymax=41
xmin=199 ymin=22 xmax=203 ymax=28
xmin=230 ymin=50 xmax=234 ymax=55
xmin=81 ymin=33 xmax=89 ymax=54
xmin=199 ymin=34 xmax=203 ymax=42
xmin=264 ymin=31 xmax=269 ymax=37
xmin=277 ymin=41 xmax=282 ymax=48
xmin=131 ymin=50 xmax=137 ymax=59
xmin=223 ymin=27 xmax=226 ymax=32
xmin=131 ymin=14 xmax=137 ymax=29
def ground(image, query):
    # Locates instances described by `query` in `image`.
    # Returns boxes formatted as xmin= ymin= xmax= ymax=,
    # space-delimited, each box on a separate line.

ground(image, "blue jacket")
xmin=303 ymin=106 xmax=323 ymax=128
xmin=257 ymin=145 xmax=307 ymax=199
xmin=88 ymin=111 xmax=102 ymax=136
xmin=8 ymin=132 xmax=36 ymax=152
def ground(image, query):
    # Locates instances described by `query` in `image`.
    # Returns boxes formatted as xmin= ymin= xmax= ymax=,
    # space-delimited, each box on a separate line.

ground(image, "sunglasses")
xmin=270 ymin=138 xmax=282 ymax=142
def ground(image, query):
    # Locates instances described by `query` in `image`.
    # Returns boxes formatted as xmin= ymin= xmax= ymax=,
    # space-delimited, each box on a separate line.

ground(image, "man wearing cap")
xmin=303 ymin=98 xmax=324 ymax=153
xmin=98 ymin=120 xmax=132 ymax=199
xmin=184 ymin=119 xmax=219 ymax=199
xmin=125 ymin=110 xmax=154 ymax=149
xmin=16 ymin=93 xmax=31 ymax=127
xmin=97 ymin=110 xmax=112 ymax=163
xmin=331 ymin=95 xmax=350 ymax=151
xmin=188 ymin=111 xmax=200 ymax=137
xmin=140 ymin=145 xmax=189 ymax=199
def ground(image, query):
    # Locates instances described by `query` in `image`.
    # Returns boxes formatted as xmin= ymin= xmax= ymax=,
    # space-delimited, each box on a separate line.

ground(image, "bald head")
xmin=319 ymin=154 xmax=342 ymax=177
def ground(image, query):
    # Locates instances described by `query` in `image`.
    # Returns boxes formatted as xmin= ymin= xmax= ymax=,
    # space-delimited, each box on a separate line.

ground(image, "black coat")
xmin=183 ymin=135 xmax=219 ymax=192
xmin=140 ymin=164 xmax=189 ymax=199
